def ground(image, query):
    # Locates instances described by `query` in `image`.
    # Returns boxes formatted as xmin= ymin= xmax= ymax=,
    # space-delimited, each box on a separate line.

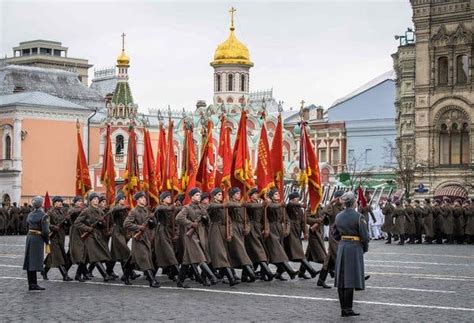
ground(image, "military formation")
xmin=0 ymin=202 xmax=32 ymax=235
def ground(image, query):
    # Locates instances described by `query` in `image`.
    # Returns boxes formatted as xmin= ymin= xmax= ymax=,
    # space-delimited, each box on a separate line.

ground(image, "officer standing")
xmin=333 ymin=191 xmax=369 ymax=317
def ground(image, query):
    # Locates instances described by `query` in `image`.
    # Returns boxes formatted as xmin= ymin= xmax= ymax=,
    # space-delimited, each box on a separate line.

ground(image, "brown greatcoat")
xmin=381 ymin=202 xmax=395 ymax=233
xmin=442 ymin=205 xmax=454 ymax=235
xmin=422 ymin=204 xmax=434 ymax=238
xmin=227 ymin=201 xmax=252 ymax=267
xmin=74 ymin=206 xmax=112 ymax=263
xmin=197 ymin=204 xmax=211 ymax=263
xmin=284 ymin=202 xmax=306 ymax=261
xmin=110 ymin=205 xmax=131 ymax=262
xmin=404 ymin=205 xmax=416 ymax=235
xmin=464 ymin=205 xmax=474 ymax=235
xmin=432 ymin=205 xmax=444 ymax=235
xmin=123 ymin=205 xmax=155 ymax=271
xmin=68 ymin=207 xmax=86 ymax=264
xmin=46 ymin=207 xmax=69 ymax=267
xmin=452 ymin=206 xmax=465 ymax=237
xmin=245 ymin=202 xmax=269 ymax=263
xmin=392 ymin=205 xmax=406 ymax=235
xmin=414 ymin=206 xmax=424 ymax=235
xmin=207 ymin=202 xmax=232 ymax=268
xmin=264 ymin=203 xmax=289 ymax=264
xmin=305 ymin=207 xmax=327 ymax=264
xmin=175 ymin=202 xmax=207 ymax=265
xmin=154 ymin=205 xmax=179 ymax=267
xmin=321 ymin=202 xmax=344 ymax=259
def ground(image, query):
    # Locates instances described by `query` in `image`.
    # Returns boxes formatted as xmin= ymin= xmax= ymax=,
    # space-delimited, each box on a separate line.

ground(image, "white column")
xmin=13 ymin=118 xmax=22 ymax=161
xmin=83 ymin=122 xmax=89 ymax=162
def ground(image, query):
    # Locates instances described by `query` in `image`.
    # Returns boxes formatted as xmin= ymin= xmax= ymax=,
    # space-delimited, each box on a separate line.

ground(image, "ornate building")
xmin=394 ymin=0 xmax=473 ymax=199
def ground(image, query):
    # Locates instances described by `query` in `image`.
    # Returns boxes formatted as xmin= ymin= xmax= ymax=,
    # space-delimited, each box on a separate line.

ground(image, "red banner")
xmin=196 ymin=120 xmax=216 ymax=193
xmin=231 ymin=110 xmax=255 ymax=195
xmin=164 ymin=118 xmax=180 ymax=194
xmin=182 ymin=122 xmax=198 ymax=204
xmin=143 ymin=129 xmax=159 ymax=208
xmin=302 ymin=124 xmax=323 ymax=213
xmin=216 ymin=115 xmax=231 ymax=190
xmin=155 ymin=124 xmax=167 ymax=192
xmin=76 ymin=124 xmax=92 ymax=197
xmin=123 ymin=125 xmax=141 ymax=207
xmin=256 ymin=120 xmax=274 ymax=196
xmin=100 ymin=124 xmax=116 ymax=206
xmin=271 ymin=113 xmax=284 ymax=198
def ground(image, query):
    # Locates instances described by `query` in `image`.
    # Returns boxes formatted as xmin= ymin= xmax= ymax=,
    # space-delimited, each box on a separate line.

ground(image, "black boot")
xmin=95 ymin=262 xmax=115 ymax=282
xmin=317 ymin=269 xmax=332 ymax=289
xmin=259 ymin=262 xmax=274 ymax=281
xmin=200 ymin=263 xmax=218 ymax=285
xmin=28 ymin=271 xmax=45 ymax=291
xmin=167 ymin=265 xmax=179 ymax=281
xmin=342 ymin=288 xmax=359 ymax=317
xmin=230 ymin=268 xmax=240 ymax=282
xmin=120 ymin=264 xmax=132 ymax=285
xmin=408 ymin=235 xmax=415 ymax=244
xmin=75 ymin=264 xmax=85 ymax=282
xmin=337 ymin=288 xmax=345 ymax=315
xmin=397 ymin=234 xmax=405 ymax=245
xmin=106 ymin=261 xmax=118 ymax=278
xmin=282 ymin=262 xmax=297 ymax=280
xmin=177 ymin=265 xmax=190 ymax=288
xmin=300 ymin=259 xmax=318 ymax=278
xmin=41 ymin=266 xmax=50 ymax=280
xmin=58 ymin=265 xmax=73 ymax=281
xmin=191 ymin=264 xmax=203 ymax=284
xmin=145 ymin=269 xmax=160 ymax=288
xmin=87 ymin=263 xmax=95 ymax=278
xmin=385 ymin=233 xmax=392 ymax=244
xmin=242 ymin=265 xmax=256 ymax=283
xmin=275 ymin=264 xmax=288 ymax=281
xmin=221 ymin=267 xmax=238 ymax=286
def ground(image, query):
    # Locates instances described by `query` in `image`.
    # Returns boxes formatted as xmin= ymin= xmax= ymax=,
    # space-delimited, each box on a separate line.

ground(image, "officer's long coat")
xmin=110 ymin=205 xmax=131 ymax=262
xmin=227 ymin=202 xmax=252 ymax=267
xmin=404 ymin=205 xmax=416 ymax=235
xmin=442 ymin=205 xmax=454 ymax=235
xmin=175 ymin=202 xmax=207 ymax=265
xmin=47 ymin=207 xmax=69 ymax=267
xmin=381 ymin=203 xmax=394 ymax=233
xmin=263 ymin=203 xmax=289 ymax=264
xmin=305 ymin=208 xmax=327 ymax=264
xmin=245 ymin=202 xmax=268 ymax=263
xmin=422 ymin=204 xmax=434 ymax=238
xmin=392 ymin=206 xmax=406 ymax=235
xmin=68 ymin=207 xmax=86 ymax=264
xmin=154 ymin=205 xmax=179 ymax=267
xmin=284 ymin=202 xmax=306 ymax=261
xmin=23 ymin=209 xmax=49 ymax=271
xmin=207 ymin=202 xmax=232 ymax=268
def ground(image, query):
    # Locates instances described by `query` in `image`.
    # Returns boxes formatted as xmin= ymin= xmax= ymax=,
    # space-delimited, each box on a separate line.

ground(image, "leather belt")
xmin=28 ymin=229 xmax=43 ymax=235
xmin=341 ymin=235 xmax=360 ymax=241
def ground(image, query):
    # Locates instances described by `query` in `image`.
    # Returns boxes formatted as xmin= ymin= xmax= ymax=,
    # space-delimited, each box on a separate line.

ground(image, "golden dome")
xmin=117 ymin=50 xmax=130 ymax=66
xmin=211 ymin=27 xmax=253 ymax=67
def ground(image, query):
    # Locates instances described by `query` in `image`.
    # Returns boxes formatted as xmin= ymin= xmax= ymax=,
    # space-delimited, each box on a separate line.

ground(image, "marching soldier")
xmin=207 ymin=187 xmax=239 ymax=286
xmin=10 ymin=202 xmax=21 ymax=235
xmin=305 ymin=205 xmax=327 ymax=267
xmin=264 ymin=188 xmax=297 ymax=281
xmin=23 ymin=196 xmax=49 ymax=291
xmin=42 ymin=196 xmax=72 ymax=281
xmin=154 ymin=191 xmax=180 ymax=281
xmin=392 ymin=200 xmax=405 ymax=245
xmin=422 ymin=198 xmax=434 ymax=244
xmin=442 ymin=198 xmax=454 ymax=244
xmin=175 ymin=188 xmax=217 ymax=288
xmin=123 ymin=191 xmax=159 ymax=287
xmin=68 ymin=196 xmax=88 ymax=281
xmin=20 ymin=202 xmax=32 ymax=235
xmin=381 ymin=198 xmax=394 ymax=244
xmin=0 ymin=203 xmax=7 ymax=235
xmin=333 ymin=191 xmax=369 ymax=317
xmin=404 ymin=199 xmax=416 ymax=244
xmin=317 ymin=190 xmax=344 ymax=288
xmin=432 ymin=199 xmax=444 ymax=244
xmin=413 ymin=200 xmax=424 ymax=244
xmin=452 ymin=199 xmax=465 ymax=244
xmin=284 ymin=191 xmax=318 ymax=279
xmin=464 ymin=199 xmax=474 ymax=244
xmin=245 ymin=188 xmax=274 ymax=281
xmin=226 ymin=187 xmax=256 ymax=283
xmin=74 ymin=192 xmax=115 ymax=282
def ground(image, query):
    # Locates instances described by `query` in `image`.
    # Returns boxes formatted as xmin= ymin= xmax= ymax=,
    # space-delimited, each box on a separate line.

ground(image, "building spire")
xmin=121 ymin=32 xmax=126 ymax=51
xmin=229 ymin=7 xmax=236 ymax=31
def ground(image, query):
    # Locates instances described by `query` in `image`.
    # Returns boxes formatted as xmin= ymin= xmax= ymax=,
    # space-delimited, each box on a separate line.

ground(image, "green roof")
xmin=111 ymin=81 xmax=133 ymax=105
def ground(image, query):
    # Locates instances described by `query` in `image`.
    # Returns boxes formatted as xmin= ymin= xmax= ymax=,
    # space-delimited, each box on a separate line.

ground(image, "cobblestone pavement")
xmin=0 ymin=236 xmax=472 ymax=322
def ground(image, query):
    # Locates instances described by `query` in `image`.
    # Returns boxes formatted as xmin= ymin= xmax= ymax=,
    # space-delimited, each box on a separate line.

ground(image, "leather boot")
xmin=120 ymin=264 xmax=132 ymax=285
xmin=342 ymin=288 xmax=359 ymax=317
xmin=337 ymin=288 xmax=345 ymax=315
xmin=177 ymin=265 xmax=190 ymax=288
xmin=167 ymin=265 xmax=179 ymax=281
xmin=75 ymin=264 xmax=85 ymax=282
xmin=259 ymin=262 xmax=274 ymax=281
xmin=200 ymin=263 xmax=218 ymax=285
xmin=317 ymin=269 xmax=332 ymax=288
xmin=274 ymin=264 xmax=287 ymax=281
xmin=58 ymin=265 xmax=73 ymax=281
xmin=231 ymin=268 xmax=240 ymax=282
xmin=282 ymin=262 xmax=297 ymax=280
xmin=145 ymin=269 xmax=160 ymax=288
xmin=221 ymin=267 xmax=238 ymax=286
xmin=28 ymin=271 xmax=45 ymax=291
xmin=87 ymin=263 xmax=95 ymax=277
xmin=397 ymin=234 xmax=405 ymax=245
xmin=242 ymin=265 xmax=256 ymax=283
xmin=385 ymin=233 xmax=392 ymax=244
xmin=41 ymin=266 xmax=50 ymax=280
xmin=95 ymin=262 xmax=115 ymax=281
xmin=300 ymin=259 xmax=318 ymax=278
xmin=191 ymin=264 xmax=203 ymax=284
xmin=106 ymin=261 xmax=118 ymax=278
xmin=298 ymin=265 xmax=310 ymax=279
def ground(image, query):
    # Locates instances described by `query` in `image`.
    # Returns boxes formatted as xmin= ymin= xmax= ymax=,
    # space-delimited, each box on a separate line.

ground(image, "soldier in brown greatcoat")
xmin=422 ymin=198 xmax=434 ymax=244
xmin=74 ymin=192 xmax=114 ymax=282
xmin=226 ymin=187 xmax=256 ymax=283
xmin=154 ymin=191 xmax=180 ymax=281
xmin=68 ymin=196 xmax=88 ymax=281
xmin=392 ymin=200 xmax=406 ymax=245
xmin=175 ymin=188 xmax=217 ymax=288
xmin=42 ymin=196 xmax=72 ymax=281
xmin=284 ymin=191 xmax=318 ymax=279
xmin=245 ymin=188 xmax=274 ymax=281
xmin=305 ymin=205 xmax=327 ymax=266
xmin=464 ymin=199 xmax=474 ymax=244
xmin=317 ymin=190 xmax=344 ymax=289
xmin=413 ymin=200 xmax=424 ymax=244
xmin=264 ymin=188 xmax=298 ymax=281
xmin=9 ymin=202 xmax=21 ymax=235
xmin=442 ymin=198 xmax=454 ymax=244
xmin=404 ymin=199 xmax=416 ymax=244
xmin=432 ymin=199 xmax=444 ymax=244
xmin=207 ymin=187 xmax=239 ymax=286
xmin=452 ymin=199 xmax=465 ymax=244
xmin=123 ymin=191 xmax=159 ymax=287
xmin=381 ymin=198 xmax=395 ymax=244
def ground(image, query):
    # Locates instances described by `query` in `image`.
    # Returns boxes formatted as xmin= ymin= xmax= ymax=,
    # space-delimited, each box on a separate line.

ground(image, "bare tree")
xmin=345 ymin=152 xmax=375 ymax=188
xmin=383 ymin=139 xmax=415 ymax=199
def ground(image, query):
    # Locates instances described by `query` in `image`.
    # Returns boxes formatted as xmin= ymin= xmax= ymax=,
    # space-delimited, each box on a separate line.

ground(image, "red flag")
xmin=196 ymin=120 xmax=216 ymax=193
xmin=164 ymin=118 xmax=180 ymax=194
xmin=143 ymin=129 xmax=159 ymax=208
xmin=357 ymin=186 xmax=367 ymax=208
xmin=302 ymin=124 xmax=323 ymax=214
xmin=100 ymin=124 xmax=116 ymax=206
xmin=123 ymin=125 xmax=141 ymax=207
xmin=155 ymin=124 xmax=167 ymax=192
xmin=182 ymin=122 xmax=199 ymax=204
xmin=43 ymin=191 xmax=51 ymax=211
xmin=75 ymin=122 xmax=92 ymax=197
xmin=231 ymin=110 xmax=255 ymax=194
xmin=216 ymin=115 xmax=232 ymax=190
xmin=271 ymin=113 xmax=284 ymax=198
xmin=256 ymin=119 xmax=274 ymax=195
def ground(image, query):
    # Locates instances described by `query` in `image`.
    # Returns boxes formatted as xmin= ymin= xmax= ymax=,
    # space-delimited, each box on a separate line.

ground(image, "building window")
xmin=438 ymin=56 xmax=448 ymax=85
xmin=331 ymin=148 xmax=339 ymax=164
xmin=456 ymin=55 xmax=468 ymax=85
xmin=438 ymin=109 xmax=470 ymax=165
xmin=348 ymin=149 xmax=355 ymax=161
xmin=115 ymin=135 xmax=124 ymax=155
xmin=240 ymin=74 xmax=245 ymax=92
xmin=227 ymin=74 xmax=234 ymax=91
xmin=365 ymin=149 xmax=372 ymax=164
xmin=216 ymin=74 xmax=221 ymax=92
xmin=319 ymin=149 xmax=327 ymax=163
xmin=4 ymin=135 xmax=12 ymax=160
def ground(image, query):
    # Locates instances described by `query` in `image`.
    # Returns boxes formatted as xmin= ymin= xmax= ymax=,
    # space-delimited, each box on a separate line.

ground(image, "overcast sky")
xmin=1 ymin=0 xmax=413 ymax=112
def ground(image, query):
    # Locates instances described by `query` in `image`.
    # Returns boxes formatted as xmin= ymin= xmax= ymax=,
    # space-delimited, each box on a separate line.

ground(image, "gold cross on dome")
xmin=229 ymin=7 xmax=236 ymax=29
xmin=121 ymin=32 xmax=126 ymax=51
xmin=300 ymin=100 xmax=305 ymax=109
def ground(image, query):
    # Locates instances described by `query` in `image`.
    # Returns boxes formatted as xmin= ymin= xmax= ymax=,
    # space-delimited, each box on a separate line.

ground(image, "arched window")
xmin=227 ymin=74 xmax=233 ymax=91
xmin=216 ymin=74 xmax=221 ymax=92
xmin=115 ymin=135 xmax=124 ymax=155
xmin=240 ymin=74 xmax=245 ymax=92
xmin=438 ymin=109 xmax=470 ymax=165
xmin=456 ymin=55 xmax=468 ymax=85
xmin=438 ymin=57 xmax=448 ymax=85
xmin=4 ymin=135 xmax=11 ymax=160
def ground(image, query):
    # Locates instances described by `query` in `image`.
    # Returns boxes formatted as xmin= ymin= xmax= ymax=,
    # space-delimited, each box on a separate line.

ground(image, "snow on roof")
xmin=0 ymin=91 xmax=88 ymax=110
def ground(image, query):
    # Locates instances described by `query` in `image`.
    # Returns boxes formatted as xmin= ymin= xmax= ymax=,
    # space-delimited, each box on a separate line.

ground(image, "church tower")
xmin=211 ymin=7 xmax=253 ymax=106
